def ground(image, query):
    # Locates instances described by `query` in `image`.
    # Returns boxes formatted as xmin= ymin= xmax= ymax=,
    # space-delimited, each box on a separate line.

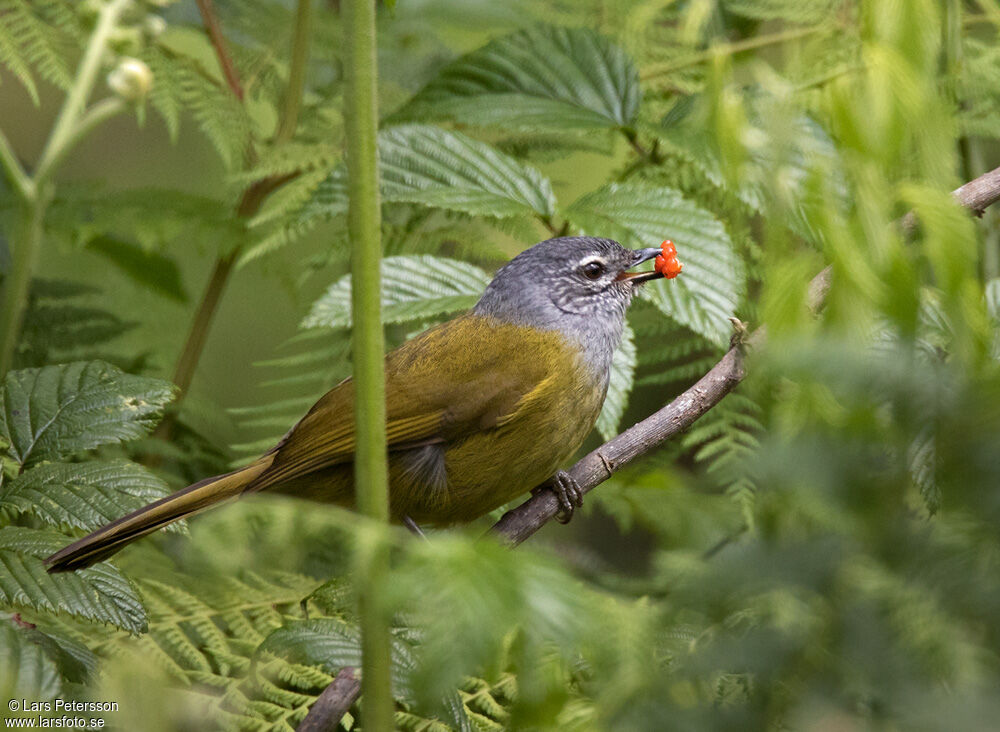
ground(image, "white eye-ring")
xmin=580 ymin=258 xmax=606 ymax=280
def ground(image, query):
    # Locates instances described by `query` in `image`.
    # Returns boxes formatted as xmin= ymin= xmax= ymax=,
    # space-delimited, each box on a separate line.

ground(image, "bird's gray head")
xmin=473 ymin=236 xmax=661 ymax=377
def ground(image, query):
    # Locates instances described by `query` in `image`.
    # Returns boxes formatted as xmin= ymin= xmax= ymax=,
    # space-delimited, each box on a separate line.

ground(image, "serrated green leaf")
xmin=394 ymin=26 xmax=640 ymax=132
xmin=19 ymin=304 xmax=135 ymax=364
xmin=258 ymin=618 xmax=416 ymax=698
xmin=304 ymin=255 xmax=490 ymax=329
xmin=0 ymin=621 xmax=62 ymax=700
xmin=248 ymin=126 xmax=555 ymax=262
xmin=565 ymin=183 xmax=744 ymax=345
xmin=85 ymin=236 xmax=188 ymax=302
xmin=0 ymin=361 xmax=175 ymax=468
xmin=596 ymin=322 xmax=636 ymax=440
xmin=379 ymin=125 xmax=556 ymax=219
xmin=19 ymin=624 xmax=98 ymax=684
xmin=0 ymin=460 xmax=181 ymax=534
xmin=0 ymin=527 xmax=146 ymax=633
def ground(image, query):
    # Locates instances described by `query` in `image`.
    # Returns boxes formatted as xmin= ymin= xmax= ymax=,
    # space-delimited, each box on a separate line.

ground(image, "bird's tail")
xmin=44 ymin=456 xmax=274 ymax=573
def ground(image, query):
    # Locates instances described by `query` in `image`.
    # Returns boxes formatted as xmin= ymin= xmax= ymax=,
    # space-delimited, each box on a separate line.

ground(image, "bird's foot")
xmin=534 ymin=470 xmax=583 ymax=524
xmin=403 ymin=515 xmax=428 ymax=541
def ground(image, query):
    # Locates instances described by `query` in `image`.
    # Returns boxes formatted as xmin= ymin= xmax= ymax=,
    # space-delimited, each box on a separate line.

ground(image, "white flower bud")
xmin=143 ymin=15 xmax=167 ymax=38
xmin=107 ymin=57 xmax=153 ymax=102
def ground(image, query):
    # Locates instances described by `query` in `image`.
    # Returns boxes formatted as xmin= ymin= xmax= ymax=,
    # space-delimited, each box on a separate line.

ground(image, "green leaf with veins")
xmin=0 ymin=460 xmax=182 ymax=534
xmin=566 ymin=183 xmax=744 ymax=346
xmin=0 ymin=527 xmax=146 ymax=633
xmin=0 ymin=361 xmax=174 ymax=468
xmin=394 ymin=25 xmax=641 ymax=133
xmin=304 ymin=255 xmax=491 ymax=330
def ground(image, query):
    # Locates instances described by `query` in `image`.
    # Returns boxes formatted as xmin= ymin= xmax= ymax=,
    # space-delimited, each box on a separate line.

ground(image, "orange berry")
xmin=655 ymin=240 xmax=682 ymax=278
xmin=662 ymin=258 xmax=683 ymax=279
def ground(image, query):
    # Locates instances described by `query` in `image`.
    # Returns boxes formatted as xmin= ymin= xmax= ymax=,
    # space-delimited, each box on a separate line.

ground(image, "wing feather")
xmin=249 ymin=315 xmax=564 ymax=493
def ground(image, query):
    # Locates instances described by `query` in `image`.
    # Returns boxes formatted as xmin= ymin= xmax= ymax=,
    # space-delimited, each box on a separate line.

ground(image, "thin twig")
xmin=641 ymin=25 xmax=828 ymax=80
xmin=297 ymin=667 xmax=362 ymax=732
xmin=491 ymin=164 xmax=1000 ymax=545
xmin=492 ymin=345 xmax=747 ymax=545
xmin=793 ymin=64 xmax=865 ymax=94
xmin=155 ymin=4 xmax=304 ymax=438
xmin=194 ymin=0 xmax=244 ymax=100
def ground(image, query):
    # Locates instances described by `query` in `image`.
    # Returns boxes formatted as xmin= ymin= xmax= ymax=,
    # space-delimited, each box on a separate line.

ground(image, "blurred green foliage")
xmin=3 ymin=0 xmax=1000 ymax=730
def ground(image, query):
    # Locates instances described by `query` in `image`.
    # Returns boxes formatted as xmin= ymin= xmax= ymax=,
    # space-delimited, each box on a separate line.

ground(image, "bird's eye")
xmin=581 ymin=261 xmax=605 ymax=280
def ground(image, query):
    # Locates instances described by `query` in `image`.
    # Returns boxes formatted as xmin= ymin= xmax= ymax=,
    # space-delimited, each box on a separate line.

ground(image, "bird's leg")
xmin=403 ymin=515 xmax=428 ymax=541
xmin=533 ymin=470 xmax=583 ymax=524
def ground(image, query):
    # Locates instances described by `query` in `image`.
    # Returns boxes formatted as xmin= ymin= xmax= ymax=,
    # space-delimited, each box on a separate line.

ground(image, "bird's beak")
xmin=616 ymin=247 xmax=663 ymax=284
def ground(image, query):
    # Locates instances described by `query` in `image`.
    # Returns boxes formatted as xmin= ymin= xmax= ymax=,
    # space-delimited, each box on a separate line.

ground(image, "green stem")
xmin=275 ymin=0 xmax=314 ymax=144
xmin=34 ymin=0 xmax=131 ymax=186
xmin=167 ymin=251 xmax=238 ymax=406
xmin=0 ymin=0 xmax=131 ymax=376
xmin=0 ymin=128 xmax=32 ymax=201
xmin=967 ymin=139 xmax=1000 ymax=281
xmin=0 ymin=198 xmax=46 ymax=374
xmin=641 ymin=24 xmax=827 ymax=80
xmin=343 ymin=0 xmax=392 ymax=728
xmin=943 ymin=0 xmax=963 ymax=106
xmin=792 ymin=63 xmax=864 ymax=93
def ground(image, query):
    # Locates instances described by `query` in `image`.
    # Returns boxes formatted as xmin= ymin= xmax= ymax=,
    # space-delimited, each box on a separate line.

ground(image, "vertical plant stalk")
xmin=168 ymin=251 xmax=237 ymax=401
xmin=276 ymin=0 xmax=314 ymax=144
xmin=194 ymin=0 xmax=244 ymax=101
xmin=943 ymin=0 xmax=999 ymax=280
xmin=343 ymin=0 xmax=393 ymax=728
xmin=0 ymin=0 xmax=131 ymax=375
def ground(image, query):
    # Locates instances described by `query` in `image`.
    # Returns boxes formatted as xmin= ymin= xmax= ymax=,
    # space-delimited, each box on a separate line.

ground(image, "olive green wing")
xmin=249 ymin=316 xmax=559 ymax=491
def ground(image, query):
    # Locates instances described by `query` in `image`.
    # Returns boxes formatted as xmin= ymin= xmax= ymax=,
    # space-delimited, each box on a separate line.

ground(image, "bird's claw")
xmin=545 ymin=470 xmax=583 ymax=523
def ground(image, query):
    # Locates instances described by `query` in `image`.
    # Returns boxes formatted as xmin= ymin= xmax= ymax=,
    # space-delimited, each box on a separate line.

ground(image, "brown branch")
xmin=195 ymin=0 xmax=244 ymax=101
xmin=492 ymin=344 xmax=746 ymax=545
xmin=153 ymin=172 xmax=299 ymax=445
xmin=155 ymin=0 xmax=303 ymax=441
xmin=491 ymin=164 xmax=1000 ymax=545
xmin=297 ymin=667 xmax=361 ymax=732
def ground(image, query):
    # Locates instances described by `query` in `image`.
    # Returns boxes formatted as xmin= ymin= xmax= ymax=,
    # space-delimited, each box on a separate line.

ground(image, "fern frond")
xmin=18 ymin=278 xmax=136 ymax=369
xmin=681 ymin=391 xmax=762 ymax=525
xmin=145 ymin=42 xmax=251 ymax=168
xmin=0 ymin=0 xmax=78 ymax=104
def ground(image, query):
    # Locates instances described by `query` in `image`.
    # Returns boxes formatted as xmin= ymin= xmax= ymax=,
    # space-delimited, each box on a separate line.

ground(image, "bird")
xmin=45 ymin=236 xmax=666 ymax=572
